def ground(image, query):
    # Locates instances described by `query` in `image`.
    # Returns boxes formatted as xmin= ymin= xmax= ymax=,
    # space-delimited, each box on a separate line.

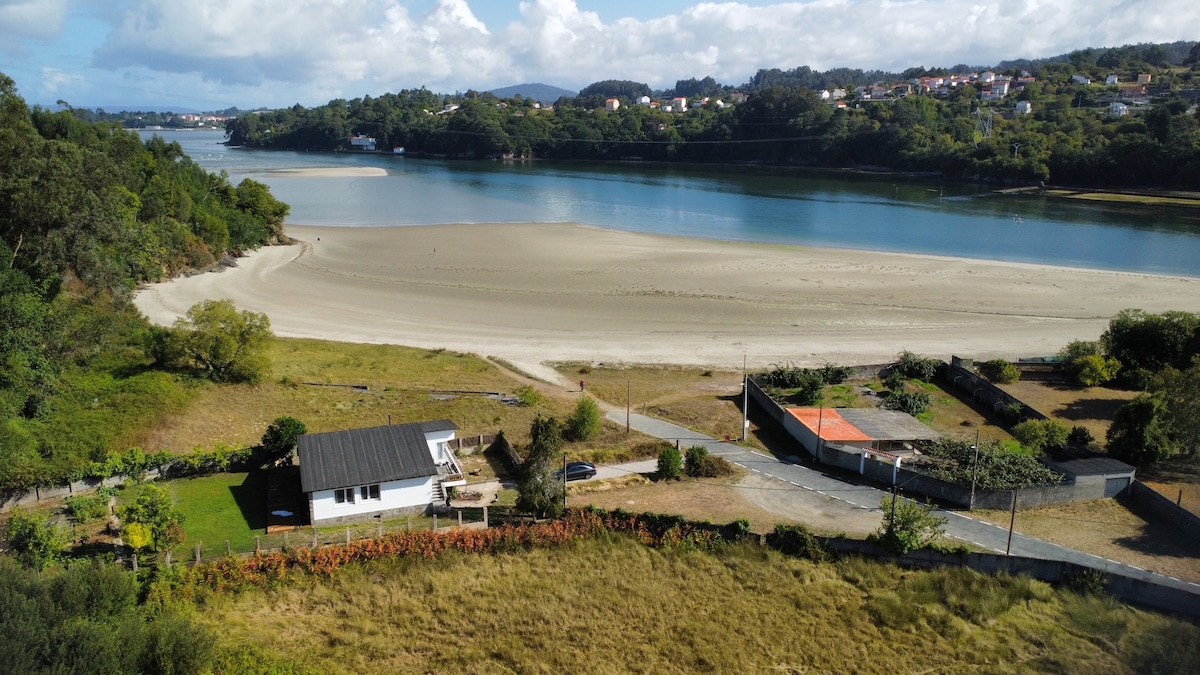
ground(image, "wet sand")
xmin=134 ymin=223 xmax=1200 ymax=381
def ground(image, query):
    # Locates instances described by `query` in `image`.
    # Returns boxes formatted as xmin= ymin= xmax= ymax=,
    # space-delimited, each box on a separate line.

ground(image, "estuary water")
xmin=148 ymin=129 xmax=1200 ymax=277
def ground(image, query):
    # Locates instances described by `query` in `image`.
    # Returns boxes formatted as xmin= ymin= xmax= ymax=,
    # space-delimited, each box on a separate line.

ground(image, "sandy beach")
xmin=134 ymin=223 xmax=1200 ymax=381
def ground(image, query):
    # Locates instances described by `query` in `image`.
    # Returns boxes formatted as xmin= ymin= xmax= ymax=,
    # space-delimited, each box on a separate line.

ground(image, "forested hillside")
xmin=0 ymin=73 xmax=288 ymax=492
xmin=225 ymin=42 xmax=1200 ymax=188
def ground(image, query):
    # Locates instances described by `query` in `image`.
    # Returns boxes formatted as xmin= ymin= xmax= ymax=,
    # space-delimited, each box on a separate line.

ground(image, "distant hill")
xmin=488 ymin=83 xmax=576 ymax=103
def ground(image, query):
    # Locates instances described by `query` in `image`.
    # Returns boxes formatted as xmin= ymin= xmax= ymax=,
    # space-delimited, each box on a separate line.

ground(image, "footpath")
xmin=604 ymin=410 xmax=1200 ymax=598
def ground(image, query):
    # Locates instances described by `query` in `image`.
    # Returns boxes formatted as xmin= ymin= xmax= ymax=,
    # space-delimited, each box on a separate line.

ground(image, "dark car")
xmin=556 ymin=461 xmax=597 ymax=481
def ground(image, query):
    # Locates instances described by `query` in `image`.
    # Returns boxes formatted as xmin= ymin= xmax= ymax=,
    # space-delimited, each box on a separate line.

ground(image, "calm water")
xmin=146 ymin=129 xmax=1200 ymax=277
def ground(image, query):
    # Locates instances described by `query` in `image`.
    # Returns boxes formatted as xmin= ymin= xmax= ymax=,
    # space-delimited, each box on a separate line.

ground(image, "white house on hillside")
xmin=298 ymin=420 xmax=465 ymax=525
xmin=605 ymin=98 xmax=620 ymax=111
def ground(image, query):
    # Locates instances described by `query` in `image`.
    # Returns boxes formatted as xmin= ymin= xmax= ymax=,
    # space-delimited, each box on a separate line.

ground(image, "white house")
xmin=1071 ymin=74 xmax=1092 ymax=85
xmin=1015 ymin=101 xmax=1033 ymax=115
xmin=1110 ymin=102 xmax=1129 ymax=117
xmin=298 ymin=420 xmax=465 ymax=525
xmin=1105 ymin=74 xmax=1120 ymax=85
xmin=349 ymin=135 xmax=376 ymax=151
xmin=671 ymin=97 xmax=688 ymax=112
xmin=605 ymin=98 xmax=620 ymax=112
xmin=637 ymin=95 xmax=652 ymax=106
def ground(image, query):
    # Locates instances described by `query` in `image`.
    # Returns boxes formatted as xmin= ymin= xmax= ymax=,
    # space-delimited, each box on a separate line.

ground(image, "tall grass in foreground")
xmin=195 ymin=537 xmax=1198 ymax=674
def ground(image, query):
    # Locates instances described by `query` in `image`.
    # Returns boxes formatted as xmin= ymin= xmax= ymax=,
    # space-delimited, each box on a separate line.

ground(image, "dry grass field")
xmin=197 ymin=537 xmax=1199 ymax=674
xmin=998 ymin=380 xmax=1139 ymax=444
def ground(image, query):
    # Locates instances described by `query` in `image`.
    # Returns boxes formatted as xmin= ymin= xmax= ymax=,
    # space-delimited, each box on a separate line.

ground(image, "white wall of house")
xmin=309 ymin=475 xmax=435 ymax=524
xmin=424 ymin=428 xmax=455 ymax=463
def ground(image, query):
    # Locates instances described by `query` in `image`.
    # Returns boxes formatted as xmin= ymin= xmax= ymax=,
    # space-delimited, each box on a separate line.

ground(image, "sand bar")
xmin=264 ymin=167 xmax=387 ymax=178
xmin=134 ymin=223 xmax=1200 ymax=381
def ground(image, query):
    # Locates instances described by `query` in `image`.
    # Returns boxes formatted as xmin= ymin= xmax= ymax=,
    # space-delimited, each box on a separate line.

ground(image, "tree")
xmin=1152 ymin=359 xmax=1200 ymax=456
xmin=1073 ymin=353 xmax=1121 ymax=387
xmin=877 ymin=495 xmax=946 ymax=554
xmin=3 ymin=507 xmax=69 ymax=569
xmin=981 ymin=359 xmax=1020 ymax=384
xmin=564 ymin=395 xmax=601 ymax=442
xmin=516 ymin=416 xmax=565 ymax=518
xmin=261 ymin=416 xmax=306 ymax=456
xmin=1012 ymin=419 xmax=1068 ymax=453
xmin=657 ymin=445 xmax=683 ymax=479
xmin=118 ymin=484 xmax=184 ymax=552
xmin=170 ymin=299 xmax=272 ymax=382
xmin=1107 ymin=394 xmax=1175 ymax=465
xmin=893 ymin=350 xmax=941 ymax=381
xmin=685 ymin=445 xmax=709 ymax=477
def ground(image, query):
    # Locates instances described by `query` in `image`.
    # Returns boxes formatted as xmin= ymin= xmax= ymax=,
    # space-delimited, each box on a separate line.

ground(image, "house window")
xmin=334 ymin=488 xmax=355 ymax=505
xmin=360 ymin=484 xmax=381 ymax=501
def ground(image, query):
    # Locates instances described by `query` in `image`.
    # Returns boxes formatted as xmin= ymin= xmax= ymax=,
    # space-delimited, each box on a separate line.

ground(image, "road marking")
xmin=1128 ymin=565 xmax=1144 ymax=571
xmin=789 ymin=482 xmax=800 ymax=487
xmin=816 ymin=491 xmax=825 ymax=496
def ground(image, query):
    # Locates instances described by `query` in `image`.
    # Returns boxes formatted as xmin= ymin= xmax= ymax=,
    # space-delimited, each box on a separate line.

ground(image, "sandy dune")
xmin=134 ymin=223 xmax=1200 ymax=381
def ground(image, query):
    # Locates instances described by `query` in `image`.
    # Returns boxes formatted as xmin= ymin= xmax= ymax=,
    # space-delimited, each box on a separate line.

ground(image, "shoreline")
xmin=133 ymin=222 xmax=1200 ymax=382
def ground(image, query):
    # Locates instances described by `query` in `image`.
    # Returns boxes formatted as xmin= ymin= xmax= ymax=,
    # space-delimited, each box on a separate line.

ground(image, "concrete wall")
xmin=946 ymin=356 xmax=1046 ymax=421
xmin=1 ymin=472 xmax=153 ymax=513
xmin=1126 ymin=481 xmax=1200 ymax=538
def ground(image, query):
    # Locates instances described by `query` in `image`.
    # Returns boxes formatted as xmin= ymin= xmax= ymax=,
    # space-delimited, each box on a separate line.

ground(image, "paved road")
xmin=604 ymin=410 xmax=1200 ymax=597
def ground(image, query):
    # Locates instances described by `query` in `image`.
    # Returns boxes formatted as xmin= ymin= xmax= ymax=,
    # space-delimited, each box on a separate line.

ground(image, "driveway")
xmin=605 ymin=410 xmax=1200 ymax=596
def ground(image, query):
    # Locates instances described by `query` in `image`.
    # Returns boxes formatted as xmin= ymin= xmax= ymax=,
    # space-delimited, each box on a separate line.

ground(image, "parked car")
xmin=556 ymin=461 xmax=597 ymax=481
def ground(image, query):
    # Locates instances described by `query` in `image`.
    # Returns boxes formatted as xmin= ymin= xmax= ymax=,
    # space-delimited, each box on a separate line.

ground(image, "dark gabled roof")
xmin=297 ymin=420 xmax=455 ymax=493
xmin=1042 ymin=455 xmax=1136 ymax=477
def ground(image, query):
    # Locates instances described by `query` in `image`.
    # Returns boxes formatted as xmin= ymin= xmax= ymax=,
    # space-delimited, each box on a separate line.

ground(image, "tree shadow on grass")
xmin=228 ymin=471 xmax=268 ymax=531
xmin=1054 ymin=398 xmax=1130 ymax=422
xmin=1111 ymin=493 xmax=1200 ymax=559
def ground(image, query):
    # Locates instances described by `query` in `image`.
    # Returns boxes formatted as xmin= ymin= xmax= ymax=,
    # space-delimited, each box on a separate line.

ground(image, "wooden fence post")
xmin=194 ymin=543 xmax=201 ymax=563
xmin=225 ymin=540 xmax=230 ymax=554
xmin=377 ymin=520 xmax=383 ymax=538
xmin=457 ymin=510 xmax=463 ymax=528
xmin=433 ymin=514 xmax=438 ymax=530
xmin=407 ymin=516 xmax=412 ymax=531
xmin=284 ymin=531 xmax=289 ymax=548
xmin=345 ymin=527 xmax=350 ymax=545
xmin=131 ymin=554 xmax=137 ymax=572
xmin=483 ymin=506 xmax=489 ymax=528
xmin=255 ymin=535 xmax=260 ymax=554
xmin=311 ymin=528 xmax=317 ymax=548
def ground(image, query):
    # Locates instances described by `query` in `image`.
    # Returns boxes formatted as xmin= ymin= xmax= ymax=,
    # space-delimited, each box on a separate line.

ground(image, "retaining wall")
xmin=819 ymin=536 xmax=1200 ymax=619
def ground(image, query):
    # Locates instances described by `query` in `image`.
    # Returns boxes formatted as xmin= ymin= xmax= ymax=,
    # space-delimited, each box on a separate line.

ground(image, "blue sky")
xmin=0 ymin=1 xmax=1196 ymax=111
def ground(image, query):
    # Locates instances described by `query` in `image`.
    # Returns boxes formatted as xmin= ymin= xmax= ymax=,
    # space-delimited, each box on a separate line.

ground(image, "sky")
xmin=0 ymin=0 xmax=1196 ymax=111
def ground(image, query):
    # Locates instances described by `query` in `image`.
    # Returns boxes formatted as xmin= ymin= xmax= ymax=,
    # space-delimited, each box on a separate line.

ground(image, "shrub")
xmin=881 ymin=390 xmax=931 ymax=416
xmin=64 ymin=494 xmax=110 ymax=524
xmin=981 ymin=359 xmax=1020 ymax=384
xmin=564 ymin=395 xmax=601 ymax=442
xmin=514 ymin=385 xmax=543 ymax=407
xmin=919 ymin=437 xmax=1063 ymax=489
xmin=684 ymin=445 xmax=709 ymax=477
xmin=657 ymin=446 xmax=682 ymax=479
xmin=1001 ymin=402 xmax=1025 ymax=423
xmin=1067 ymin=425 xmax=1094 ymax=448
xmin=883 ymin=370 xmax=906 ymax=391
xmin=1012 ymin=419 xmax=1069 ymax=453
xmin=894 ymin=350 xmax=941 ymax=381
xmin=876 ymin=495 xmax=946 ymax=554
xmin=766 ymin=524 xmax=828 ymax=561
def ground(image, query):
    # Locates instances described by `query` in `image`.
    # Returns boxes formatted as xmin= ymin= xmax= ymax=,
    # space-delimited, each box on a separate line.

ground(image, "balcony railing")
xmin=438 ymin=446 xmax=466 ymax=487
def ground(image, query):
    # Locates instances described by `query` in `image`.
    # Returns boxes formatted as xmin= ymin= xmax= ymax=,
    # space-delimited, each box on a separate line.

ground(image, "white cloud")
xmin=79 ymin=0 xmax=1200 ymax=106
xmin=0 ymin=0 xmax=70 ymax=55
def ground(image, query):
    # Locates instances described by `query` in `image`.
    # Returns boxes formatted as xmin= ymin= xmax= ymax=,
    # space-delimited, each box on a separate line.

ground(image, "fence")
xmin=447 ymin=434 xmax=497 ymax=452
xmin=133 ymin=505 xmax=503 ymax=568
xmin=1 ymin=471 xmax=160 ymax=513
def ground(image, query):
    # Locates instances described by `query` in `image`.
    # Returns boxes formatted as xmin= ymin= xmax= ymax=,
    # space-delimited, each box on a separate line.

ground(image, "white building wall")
xmin=424 ymin=428 xmax=455 ymax=463
xmin=310 ymin=475 xmax=434 ymax=523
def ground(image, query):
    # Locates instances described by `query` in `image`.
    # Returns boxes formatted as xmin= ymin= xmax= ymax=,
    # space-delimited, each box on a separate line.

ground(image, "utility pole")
xmin=889 ymin=484 xmax=899 ymax=536
xmin=562 ymin=454 xmax=568 ymax=513
xmin=741 ymin=355 xmax=748 ymax=441
xmin=1006 ymin=490 xmax=1018 ymax=555
xmin=626 ymin=380 xmax=631 ymax=433
xmin=968 ymin=428 xmax=981 ymax=510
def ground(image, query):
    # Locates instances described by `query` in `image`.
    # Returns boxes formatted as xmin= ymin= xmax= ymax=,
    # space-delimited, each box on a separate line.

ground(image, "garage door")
xmin=1104 ymin=477 xmax=1130 ymax=498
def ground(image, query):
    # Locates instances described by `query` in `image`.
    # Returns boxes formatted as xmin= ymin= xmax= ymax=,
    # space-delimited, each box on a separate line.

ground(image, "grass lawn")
xmin=168 ymin=472 xmax=265 ymax=558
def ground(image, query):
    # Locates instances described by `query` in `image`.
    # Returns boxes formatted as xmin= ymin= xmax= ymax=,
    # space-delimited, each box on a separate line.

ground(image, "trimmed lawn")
xmin=169 ymin=472 xmax=264 ymax=558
